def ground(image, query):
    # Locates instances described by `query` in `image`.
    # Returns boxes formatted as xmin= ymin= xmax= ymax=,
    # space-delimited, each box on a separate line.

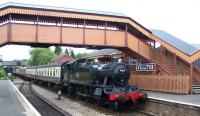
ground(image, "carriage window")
xmin=50 ymin=69 xmax=52 ymax=76
xmin=57 ymin=68 xmax=59 ymax=76
xmin=53 ymin=68 xmax=55 ymax=76
xmin=54 ymin=68 xmax=57 ymax=76
xmin=58 ymin=69 xmax=60 ymax=77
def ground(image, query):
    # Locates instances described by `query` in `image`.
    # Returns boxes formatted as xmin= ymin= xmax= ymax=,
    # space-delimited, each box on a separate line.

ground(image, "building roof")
xmin=84 ymin=49 xmax=122 ymax=59
xmin=151 ymin=29 xmax=199 ymax=55
xmin=28 ymin=55 xmax=73 ymax=68
xmin=0 ymin=2 xmax=126 ymax=17
xmin=194 ymin=60 xmax=200 ymax=69
xmin=51 ymin=54 xmax=73 ymax=64
xmin=192 ymin=44 xmax=200 ymax=49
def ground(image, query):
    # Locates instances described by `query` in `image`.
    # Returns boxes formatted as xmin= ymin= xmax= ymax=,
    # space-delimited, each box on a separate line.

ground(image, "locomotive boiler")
xmin=91 ymin=62 xmax=130 ymax=86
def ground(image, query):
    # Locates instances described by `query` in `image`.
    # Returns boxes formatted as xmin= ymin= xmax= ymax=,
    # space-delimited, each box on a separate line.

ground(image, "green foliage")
xmin=0 ymin=67 xmax=6 ymax=80
xmin=64 ymin=48 xmax=69 ymax=55
xmin=70 ymin=49 xmax=76 ymax=59
xmin=75 ymin=53 xmax=87 ymax=59
xmin=28 ymin=48 xmax=56 ymax=66
xmin=54 ymin=46 xmax=62 ymax=56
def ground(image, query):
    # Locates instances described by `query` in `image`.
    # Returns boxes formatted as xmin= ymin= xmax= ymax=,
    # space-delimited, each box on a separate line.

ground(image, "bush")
xmin=0 ymin=67 xmax=7 ymax=80
xmin=28 ymin=48 xmax=56 ymax=66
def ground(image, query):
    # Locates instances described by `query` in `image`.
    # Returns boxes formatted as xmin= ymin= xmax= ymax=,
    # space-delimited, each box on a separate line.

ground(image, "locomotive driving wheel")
xmin=108 ymin=101 xmax=121 ymax=111
xmin=114 ymin=101 xmax=120 ymax=111
xmin=67 ymin=85 xmax=76 ymax=97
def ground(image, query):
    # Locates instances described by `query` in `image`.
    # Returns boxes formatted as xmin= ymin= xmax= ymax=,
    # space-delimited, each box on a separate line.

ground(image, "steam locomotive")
xmin=15 ymin=58 xmax=147 ymax=110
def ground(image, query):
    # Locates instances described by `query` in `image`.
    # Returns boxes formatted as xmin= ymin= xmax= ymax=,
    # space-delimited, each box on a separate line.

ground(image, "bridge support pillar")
xmin=160 ymin=45 xmax=163 ymax=73
xmin=173 ymin=53 xmax=177 ymax=74
xmin=104 ymin=22 xmax=107 ymax=45
xmin=189 ymin=62 xmax=193 ymax=94
xmin=124 ymin=24 xmax=128 ymax=47
xmin=35 ymin=16 xmax=39 ymax=43
xmin=7 ymin=14 xmax=12 ymax=42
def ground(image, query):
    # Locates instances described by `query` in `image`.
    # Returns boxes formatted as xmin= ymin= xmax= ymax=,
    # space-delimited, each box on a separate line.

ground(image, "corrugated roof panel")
xmin=192 ymin=44 xmax=200 ymax=49
xmin=194 ymin=59 xmax=200 ymax=68
xmin=0 ymin=2 xmax=126 ymax=17
xmin=151 ymin=29 xmax=199 ymax=55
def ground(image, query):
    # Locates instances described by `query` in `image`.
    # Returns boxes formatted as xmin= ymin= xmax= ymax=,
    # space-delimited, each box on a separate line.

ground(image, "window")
xmin=55 ymin=69 xmax=58 ymax=77
xmin=48 ymin=69 xmax=49 ymax=76
xmin=53 ymin=68 xmax=55 ymax=77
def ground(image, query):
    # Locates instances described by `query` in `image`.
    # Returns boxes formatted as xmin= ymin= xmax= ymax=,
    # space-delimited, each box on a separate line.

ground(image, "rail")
xmin=20 ymin=82 xmax=69 ymax=116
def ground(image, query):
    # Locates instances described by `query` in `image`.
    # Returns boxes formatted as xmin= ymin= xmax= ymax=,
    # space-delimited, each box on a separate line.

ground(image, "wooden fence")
xmin=129 ymin=75 xmax=190 ymax=94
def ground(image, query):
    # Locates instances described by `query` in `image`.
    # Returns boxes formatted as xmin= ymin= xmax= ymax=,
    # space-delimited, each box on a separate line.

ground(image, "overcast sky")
xmin=0 ymin=0 xmax=200 ymax=61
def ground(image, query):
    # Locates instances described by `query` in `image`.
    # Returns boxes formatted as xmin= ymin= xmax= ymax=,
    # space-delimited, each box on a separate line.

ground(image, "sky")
xmin=0 ymin=0 xmax=200 ymax=61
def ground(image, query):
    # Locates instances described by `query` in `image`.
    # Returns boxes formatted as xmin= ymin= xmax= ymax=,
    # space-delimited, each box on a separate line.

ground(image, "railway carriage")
xmin=34 ymin=62 xmax=62 ymax=84
xmin=15 ymin=58 xmax=147 ymax=111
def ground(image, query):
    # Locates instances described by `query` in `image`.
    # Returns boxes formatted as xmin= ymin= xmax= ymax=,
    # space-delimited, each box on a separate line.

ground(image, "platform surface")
xmin=0 ymin=80 xmax=40 ymax=116
xmin=147 ymin=91 xmax=200 ymax=107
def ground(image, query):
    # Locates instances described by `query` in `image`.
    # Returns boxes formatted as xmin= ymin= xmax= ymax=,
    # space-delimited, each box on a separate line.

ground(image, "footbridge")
xmin=1 ymin=2 xmax=200 ymax=94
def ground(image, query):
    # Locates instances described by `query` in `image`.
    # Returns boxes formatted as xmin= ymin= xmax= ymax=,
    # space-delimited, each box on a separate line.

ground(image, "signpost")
xmin=136 ymin=63 xmax=155 ymax=71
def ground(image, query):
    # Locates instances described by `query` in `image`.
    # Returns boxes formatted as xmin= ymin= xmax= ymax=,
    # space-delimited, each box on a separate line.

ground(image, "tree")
xmin=76 ymin=53 xmax=87 ymax=59
xmin=28 ymin=48 xmax=56 ymax=66
xmin=54 ymin=46 xmax=62 ymax=56
xmin=64 ymin=48 xmax=69 ymax=55
xmin=0 ymin=67 xmax=6 ymax=80
xmin=69 ymin=49 xmax=76 ymax=59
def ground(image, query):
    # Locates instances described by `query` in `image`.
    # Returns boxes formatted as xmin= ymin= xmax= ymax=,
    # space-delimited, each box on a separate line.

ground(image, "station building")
xmin=0 ymin=2 xmax=200 ymax=94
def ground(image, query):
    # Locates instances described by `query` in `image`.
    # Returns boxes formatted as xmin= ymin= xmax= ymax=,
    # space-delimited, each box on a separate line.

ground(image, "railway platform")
xmin=0 ymin=80 xmax=40 ymax=116
xmin=147 ymin=91 xmax=200 ymax=107
xmin=143 ymin=91 xmax=200 ymax=116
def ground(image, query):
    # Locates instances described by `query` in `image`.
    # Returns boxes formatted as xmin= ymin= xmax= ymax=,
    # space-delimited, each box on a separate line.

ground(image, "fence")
xmin=129 ymin=75 xmax=190 ymax=94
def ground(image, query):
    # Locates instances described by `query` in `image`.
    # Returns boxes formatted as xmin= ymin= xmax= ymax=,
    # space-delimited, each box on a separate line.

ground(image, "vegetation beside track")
xmin=0 ymin=67 xmax=8 ymax=80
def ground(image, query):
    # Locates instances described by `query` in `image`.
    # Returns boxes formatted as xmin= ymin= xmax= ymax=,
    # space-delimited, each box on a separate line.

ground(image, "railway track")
xmin=32 ymin=82 xmax=155 ymax=116
xmin=20 ymin=82 xmax=69 ymax=116
xmin=17 ymin=77 xmax=154 ymax=116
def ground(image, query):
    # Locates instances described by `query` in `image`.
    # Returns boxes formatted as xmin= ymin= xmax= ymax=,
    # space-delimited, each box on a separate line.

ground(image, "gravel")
xmin=31 ymin=84 xmax=109 ymax=116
